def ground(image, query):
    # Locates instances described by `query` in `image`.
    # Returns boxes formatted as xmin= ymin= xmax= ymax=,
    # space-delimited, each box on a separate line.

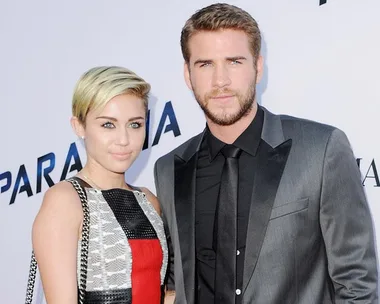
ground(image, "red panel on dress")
xmin=129 ymin=239 xmax=163 ymax=304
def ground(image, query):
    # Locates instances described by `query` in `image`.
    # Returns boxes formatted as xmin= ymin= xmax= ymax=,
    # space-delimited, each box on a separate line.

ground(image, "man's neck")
xmin=207 ymin=103 xmax=258 ymax=144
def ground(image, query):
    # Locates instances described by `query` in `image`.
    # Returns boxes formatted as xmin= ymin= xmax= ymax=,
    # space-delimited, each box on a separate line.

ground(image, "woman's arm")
xmin=32 ymin=181 xmax=83 ymax=304
xmin=141 ymin=187 xmax=161 ymax=215
xmin=164 ymin=289 xmax=176 ymax=304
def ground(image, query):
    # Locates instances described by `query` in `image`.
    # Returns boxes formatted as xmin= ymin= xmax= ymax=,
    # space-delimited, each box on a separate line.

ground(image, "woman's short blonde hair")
xmin=72 ymin=66 xmax=151 ymax=124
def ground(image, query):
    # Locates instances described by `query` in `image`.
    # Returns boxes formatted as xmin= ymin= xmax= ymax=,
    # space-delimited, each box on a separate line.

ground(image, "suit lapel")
xmin=174 ymin=154 xmax=197 ymax=303
xmin=242 ymin=107 xmax=292 ymax=293
xmin=174 ymin=133 xmax=204 ymax=304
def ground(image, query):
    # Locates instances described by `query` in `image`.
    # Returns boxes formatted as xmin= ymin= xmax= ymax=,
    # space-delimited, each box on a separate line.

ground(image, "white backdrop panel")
xmin=0 ymin=0 xmax=379 ymax=303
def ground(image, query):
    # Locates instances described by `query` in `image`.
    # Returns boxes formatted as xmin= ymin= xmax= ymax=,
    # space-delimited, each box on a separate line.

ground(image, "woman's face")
xmin=75 ymin=94 xmax=146 ymax=174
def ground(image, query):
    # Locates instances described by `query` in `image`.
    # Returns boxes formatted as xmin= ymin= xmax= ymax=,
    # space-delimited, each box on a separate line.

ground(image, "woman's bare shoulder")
xmin=139 ymin=187 xmax=161 ymax=215
xmin=33 ymin=180 xmax=83 ymax=232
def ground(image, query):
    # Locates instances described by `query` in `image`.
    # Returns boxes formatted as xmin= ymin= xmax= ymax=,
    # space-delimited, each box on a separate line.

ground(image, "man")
xmin=154 ymin=3 xmax=378 ymax=304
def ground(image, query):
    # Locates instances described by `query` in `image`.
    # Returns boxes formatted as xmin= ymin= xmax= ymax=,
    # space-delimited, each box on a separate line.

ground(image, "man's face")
xmin=184 ymin=29 xmax=263 ymax=126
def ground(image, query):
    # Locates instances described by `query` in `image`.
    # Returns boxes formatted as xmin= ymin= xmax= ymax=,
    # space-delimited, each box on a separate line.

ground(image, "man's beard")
xmin=194 ymin=83 xmax=256 ymax=126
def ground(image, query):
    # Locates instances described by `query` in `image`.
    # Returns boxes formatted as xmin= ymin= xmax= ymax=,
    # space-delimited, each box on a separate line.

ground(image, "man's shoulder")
xmin=276 ymin=112 xmax=338 ymax=139
xmin=279 ymin=113 xmax=335 ymax=132
xmin=260 ymin=106 xmax=345 ymax=147
xmin=269 ymin=110 xmax=354 ymax=152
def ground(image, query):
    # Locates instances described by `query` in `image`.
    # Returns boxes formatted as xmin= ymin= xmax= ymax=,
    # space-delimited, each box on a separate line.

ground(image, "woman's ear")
xmin=70 ymin=116 xmax=85 ymax=139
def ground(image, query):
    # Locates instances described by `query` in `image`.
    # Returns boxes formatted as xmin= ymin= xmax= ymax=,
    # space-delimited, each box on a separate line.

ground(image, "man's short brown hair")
xmin=181 ymin=3 xmax=261 ymax=64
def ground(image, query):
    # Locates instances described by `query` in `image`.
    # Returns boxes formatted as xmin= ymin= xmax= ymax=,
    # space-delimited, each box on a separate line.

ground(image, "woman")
xmin=32 ymin=66 xmax=171 ymax=303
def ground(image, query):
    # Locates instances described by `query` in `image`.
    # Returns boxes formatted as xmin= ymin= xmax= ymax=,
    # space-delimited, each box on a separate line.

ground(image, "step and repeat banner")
xmin=1 ymin=0 xmax=379 ymax=302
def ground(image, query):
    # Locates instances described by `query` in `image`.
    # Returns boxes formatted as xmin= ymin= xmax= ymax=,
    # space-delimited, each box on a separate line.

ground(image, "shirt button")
xmin=236 ymin=289 xmax=241 ymax=295
xmin=237 ymin=250 xmax=240 ymax=256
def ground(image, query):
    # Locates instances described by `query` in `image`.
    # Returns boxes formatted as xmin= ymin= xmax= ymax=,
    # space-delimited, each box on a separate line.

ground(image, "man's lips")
xmin=210 ymin=94 xmax=235 ymax=99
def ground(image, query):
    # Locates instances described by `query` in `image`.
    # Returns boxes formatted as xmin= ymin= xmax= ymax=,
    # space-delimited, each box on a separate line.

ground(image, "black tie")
xmin=214 ymin=144 xmax=242 ymax=304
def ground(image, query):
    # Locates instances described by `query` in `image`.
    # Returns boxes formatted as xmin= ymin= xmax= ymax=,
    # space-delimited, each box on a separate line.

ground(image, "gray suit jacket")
xmin=154 ymin=107 xmax=378 ymax=304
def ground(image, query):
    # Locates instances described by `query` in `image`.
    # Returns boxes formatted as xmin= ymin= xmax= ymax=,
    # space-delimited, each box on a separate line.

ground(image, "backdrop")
xmin=1 ymin=0 xmax=379 ymax=303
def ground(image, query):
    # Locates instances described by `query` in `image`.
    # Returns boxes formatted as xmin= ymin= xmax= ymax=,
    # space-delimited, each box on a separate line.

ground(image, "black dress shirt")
xmin=195 ymin=106 xmax=264 ymax=303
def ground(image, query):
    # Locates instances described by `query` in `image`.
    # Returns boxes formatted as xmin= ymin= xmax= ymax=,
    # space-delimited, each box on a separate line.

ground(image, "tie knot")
xmin=221 ymin=144 xmax=242 ymax=158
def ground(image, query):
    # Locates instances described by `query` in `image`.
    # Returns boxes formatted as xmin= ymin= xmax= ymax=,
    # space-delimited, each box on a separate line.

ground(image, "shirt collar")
xmin=206 ymin=105 xmax=264 ymax=161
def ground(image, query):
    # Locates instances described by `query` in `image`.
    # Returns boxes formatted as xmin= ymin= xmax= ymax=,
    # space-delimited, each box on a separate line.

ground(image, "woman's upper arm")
xmin=32 ymin=181 xmax=83 ymax=304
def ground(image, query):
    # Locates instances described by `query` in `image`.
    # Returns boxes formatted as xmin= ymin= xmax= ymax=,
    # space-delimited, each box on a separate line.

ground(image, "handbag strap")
xmin=25 ymin=252 xmax=38 ymax=304
xmin=25 ymin=178 xmax=90 ymax=304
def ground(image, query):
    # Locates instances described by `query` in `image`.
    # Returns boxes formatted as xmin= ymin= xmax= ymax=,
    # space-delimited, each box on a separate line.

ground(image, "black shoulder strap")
xmin=68 ymin=176 xmax=91 ymax=191
xmin=65 ymin=178 xmax=90 ymax=303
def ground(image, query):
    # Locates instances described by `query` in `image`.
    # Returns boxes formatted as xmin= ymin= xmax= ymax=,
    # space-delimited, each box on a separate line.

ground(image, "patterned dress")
xmin=69 ymin=177 xmax=168 ymax=304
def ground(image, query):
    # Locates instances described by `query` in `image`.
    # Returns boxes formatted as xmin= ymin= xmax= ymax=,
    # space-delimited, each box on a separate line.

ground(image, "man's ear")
xmin=184 ymin=62 xmax=193 ymax=91
xmin=255 ymin=55 xmax=264 ymax=84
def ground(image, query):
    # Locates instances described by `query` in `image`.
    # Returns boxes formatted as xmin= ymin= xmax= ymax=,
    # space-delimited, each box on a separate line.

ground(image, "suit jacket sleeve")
xmin=154 ymin=160 xmax=175 ymax=291
xmin=320 ymin=128 xmax=378 ymax=303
